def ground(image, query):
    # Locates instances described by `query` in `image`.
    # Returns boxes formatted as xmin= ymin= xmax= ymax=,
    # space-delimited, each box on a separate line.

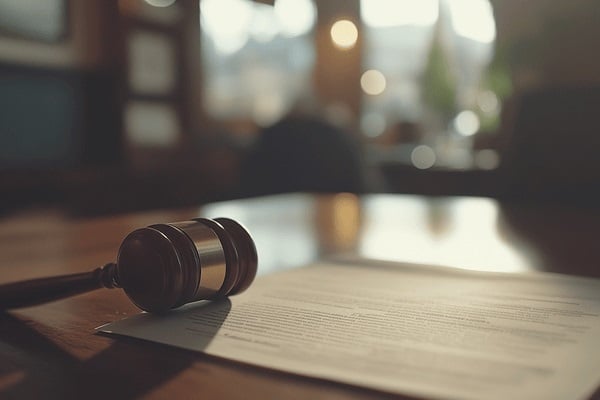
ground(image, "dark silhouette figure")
xmin=241 ymin=116 xmax=365 ymax=196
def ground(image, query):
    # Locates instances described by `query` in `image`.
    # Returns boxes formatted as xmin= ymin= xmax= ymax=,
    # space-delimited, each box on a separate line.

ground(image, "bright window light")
xmin=360 ymin=0 xmax=438 ymax=27
xmin=448 ymin=0 xmax=496 ymax=43
xmin=250 ymin=4 xmax=279 ymax=43
xmin=200 ymin=0 xmax=253 ymax=55
xmin=274 ymin=0 xmax=316 ymax=37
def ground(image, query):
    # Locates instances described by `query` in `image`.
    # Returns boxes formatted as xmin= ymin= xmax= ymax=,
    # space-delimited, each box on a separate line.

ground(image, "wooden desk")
xmin=1 ymin=193 xmax=599 ymax=399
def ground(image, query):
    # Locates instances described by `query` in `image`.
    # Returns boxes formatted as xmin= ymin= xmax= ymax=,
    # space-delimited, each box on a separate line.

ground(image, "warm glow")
xmin=330 ymin=19 xmax=358 ymax=50
xmin=411 ymin=145 xmax=436 ymax=169
xmin=274 ymin=0 xmax=316 ymax=37
xmin=361 ymin=0 xmax=438 ymax=27
xmin=360 ymin=69 xmax=386 ymax=95
xmin=331 ymin=193 xmax=361 ymax=248
xmin=448 ymin=0 xmax=496 ymax=43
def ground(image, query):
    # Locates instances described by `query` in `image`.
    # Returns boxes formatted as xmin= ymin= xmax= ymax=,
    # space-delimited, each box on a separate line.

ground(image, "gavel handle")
xmin=0 ymin=263 xmax=118 ymax=310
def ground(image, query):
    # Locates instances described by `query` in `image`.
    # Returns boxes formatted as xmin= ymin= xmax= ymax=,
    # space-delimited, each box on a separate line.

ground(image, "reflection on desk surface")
xmin=1 ymin=193 xmax=600 ymax=400
xmin=2 ymin=193 xmax=600 ymax=283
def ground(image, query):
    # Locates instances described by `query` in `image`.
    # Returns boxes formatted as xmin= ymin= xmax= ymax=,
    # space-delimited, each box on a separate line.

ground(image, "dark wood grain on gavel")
xmin=0 ymin=263 xmax=117 ymax=310
xmin=0 ymin=217 xmax=257 ymax=313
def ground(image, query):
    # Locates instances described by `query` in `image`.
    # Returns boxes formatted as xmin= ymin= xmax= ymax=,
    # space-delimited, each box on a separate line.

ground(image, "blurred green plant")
xmin=421 ymin=24 xmax=458 ymax=127
xmin=476 ymin=43 xmax=513 ymax=132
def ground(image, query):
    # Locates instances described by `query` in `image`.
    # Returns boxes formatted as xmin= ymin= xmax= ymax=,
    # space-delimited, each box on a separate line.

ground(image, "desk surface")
xmin=1 ymin=193 xmax=599 ymax=399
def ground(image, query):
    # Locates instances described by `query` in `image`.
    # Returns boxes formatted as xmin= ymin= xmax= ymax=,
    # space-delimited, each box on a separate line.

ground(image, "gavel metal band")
xmin=170 ymin=221 xmax=226 ymax=300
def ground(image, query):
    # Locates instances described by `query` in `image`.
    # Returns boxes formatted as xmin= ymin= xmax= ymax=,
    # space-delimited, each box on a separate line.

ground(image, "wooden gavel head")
xmin=0 ymin=217 xmax=258 ymax=313
xmin=116 ymin=218 xmax=258 ymax=313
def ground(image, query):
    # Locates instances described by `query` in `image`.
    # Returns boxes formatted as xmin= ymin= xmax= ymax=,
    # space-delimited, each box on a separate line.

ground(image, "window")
xmin=360 ymin=0 xmax=498 ymax=169
xmin=200 ymin=0 xmax=316 ymax=129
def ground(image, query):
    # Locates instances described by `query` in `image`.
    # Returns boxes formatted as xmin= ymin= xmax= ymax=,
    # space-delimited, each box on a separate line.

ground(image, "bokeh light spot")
xmin=411 ymin=145 xmax=436 ymax=169
xmin=360 ymin=69 xmax=386 ymax=95
xmin=330 ymin=19 xmax=358 ymax=50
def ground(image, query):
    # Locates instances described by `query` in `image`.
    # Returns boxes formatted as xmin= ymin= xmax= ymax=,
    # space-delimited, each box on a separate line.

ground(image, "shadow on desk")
xmin=0 ymin=303 xmax=230 ymax=399
xmin=498 ymin=203 xmax=600 ymax=277
xmin=0 ymin=313 xmax=191 ymax=399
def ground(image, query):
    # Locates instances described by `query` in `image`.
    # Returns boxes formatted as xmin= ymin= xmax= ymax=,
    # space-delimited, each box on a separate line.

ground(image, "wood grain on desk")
xmin=1 ymin=193 xmax=599 ymax=399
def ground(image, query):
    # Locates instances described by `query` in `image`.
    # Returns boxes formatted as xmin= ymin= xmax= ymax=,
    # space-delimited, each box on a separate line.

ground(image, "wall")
xmin=491 ymin=0 xmax=600 ymax=91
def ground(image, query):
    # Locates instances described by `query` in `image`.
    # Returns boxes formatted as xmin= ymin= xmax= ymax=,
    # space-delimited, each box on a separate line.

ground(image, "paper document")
xmin=98 ymin=259 xmax=600 ymax=400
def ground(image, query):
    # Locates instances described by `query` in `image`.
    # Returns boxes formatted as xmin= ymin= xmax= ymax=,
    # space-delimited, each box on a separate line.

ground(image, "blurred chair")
xmin=240 ymin=116 xmax=366 ymax=196
xmin=500 ymin=85 xmax=600 ymax=202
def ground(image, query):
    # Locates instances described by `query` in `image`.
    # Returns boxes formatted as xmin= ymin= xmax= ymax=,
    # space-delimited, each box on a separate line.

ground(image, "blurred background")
xmin=1 ymin=0 xmax=600 ymax=216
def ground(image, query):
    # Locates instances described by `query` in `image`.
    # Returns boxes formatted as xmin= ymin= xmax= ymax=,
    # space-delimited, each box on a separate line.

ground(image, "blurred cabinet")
xmin=118 ymin=0 xmax=188 ymax=170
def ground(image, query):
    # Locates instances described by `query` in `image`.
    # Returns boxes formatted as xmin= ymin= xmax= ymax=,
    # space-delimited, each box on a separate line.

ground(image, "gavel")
xmin=0 ymin=218 xmax=257 ymax=313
